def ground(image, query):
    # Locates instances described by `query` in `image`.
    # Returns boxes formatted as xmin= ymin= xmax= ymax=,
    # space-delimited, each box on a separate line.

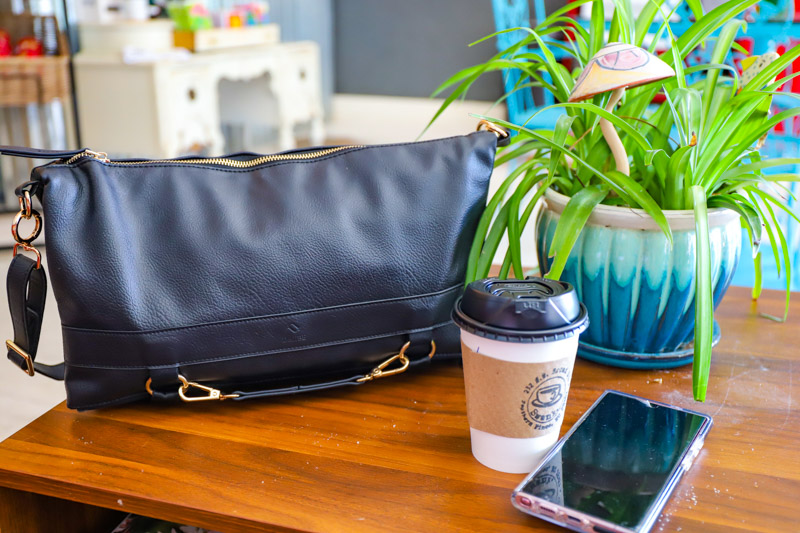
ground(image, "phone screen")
xmin=518 ymin=392 xmax=709 ymax=532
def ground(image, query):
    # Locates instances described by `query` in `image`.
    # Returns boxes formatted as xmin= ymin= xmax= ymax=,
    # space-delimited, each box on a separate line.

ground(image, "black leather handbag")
xmin=3 ymin=126 xmax=505 ymax=410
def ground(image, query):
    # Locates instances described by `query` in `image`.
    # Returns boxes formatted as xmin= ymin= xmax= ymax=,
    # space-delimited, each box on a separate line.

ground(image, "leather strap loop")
xmin=6 ymin=254 xmax=65 ymax=379
xmin=146 ymin=367 xmax=181 ymax=402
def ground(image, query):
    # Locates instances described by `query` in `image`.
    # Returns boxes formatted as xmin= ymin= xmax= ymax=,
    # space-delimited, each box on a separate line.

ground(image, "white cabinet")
xmin=74 ymin=40 xmax=325 ymax=158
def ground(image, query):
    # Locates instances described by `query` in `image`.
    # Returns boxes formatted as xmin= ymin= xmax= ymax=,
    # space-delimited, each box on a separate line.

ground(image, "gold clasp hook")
xmin=145 ymin=374 xmax=239 ymax=402
xmin=357 ymin=340 xmax=436 ymax=383
xmin=178 ymin=375 xmax=240 ymax=402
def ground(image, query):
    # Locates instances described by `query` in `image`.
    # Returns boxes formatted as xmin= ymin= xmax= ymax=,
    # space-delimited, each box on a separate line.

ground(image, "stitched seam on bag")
xmin=65 ymin=321 xmax=454 ymax=369
xmin=61 ymin=284 xmax=462 ymax=335
xmin=51 ymin=132 xmax=482 ymax=171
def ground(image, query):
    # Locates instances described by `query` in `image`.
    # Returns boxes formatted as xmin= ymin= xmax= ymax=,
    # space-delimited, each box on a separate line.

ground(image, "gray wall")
xmin=334 ymin=0 xmax=508 ymax=100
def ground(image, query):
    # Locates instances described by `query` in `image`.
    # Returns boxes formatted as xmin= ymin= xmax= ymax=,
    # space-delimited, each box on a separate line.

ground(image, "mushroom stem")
xmin=600 ymin=87 xmax=629 ymax=176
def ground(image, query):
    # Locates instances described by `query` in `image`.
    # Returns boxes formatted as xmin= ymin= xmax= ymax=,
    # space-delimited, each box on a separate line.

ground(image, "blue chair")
xmin=490 ymin=0 xmax=564 ymax=129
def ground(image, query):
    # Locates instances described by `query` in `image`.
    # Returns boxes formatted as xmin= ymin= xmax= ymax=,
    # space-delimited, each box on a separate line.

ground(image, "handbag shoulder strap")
xmin=6 ymin=254 xmax=65 ymax=379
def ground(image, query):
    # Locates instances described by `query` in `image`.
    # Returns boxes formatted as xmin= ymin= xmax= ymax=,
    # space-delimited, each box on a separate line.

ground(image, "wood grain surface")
xmin=0 ymin=286 xmax=797 ymax=533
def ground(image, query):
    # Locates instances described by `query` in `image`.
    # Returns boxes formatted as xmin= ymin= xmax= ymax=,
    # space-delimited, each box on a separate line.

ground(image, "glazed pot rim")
xmin=543 ymin=188 xmax=740 ymax=231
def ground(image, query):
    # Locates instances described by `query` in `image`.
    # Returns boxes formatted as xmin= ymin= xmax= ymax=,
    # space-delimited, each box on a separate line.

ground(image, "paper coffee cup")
xmin=452 ymin=278 xmax=588 ymax=474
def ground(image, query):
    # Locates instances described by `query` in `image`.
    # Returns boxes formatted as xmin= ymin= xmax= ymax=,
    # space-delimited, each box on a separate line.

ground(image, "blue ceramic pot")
xmin=536 ymin=189 xmax=741 ymax=368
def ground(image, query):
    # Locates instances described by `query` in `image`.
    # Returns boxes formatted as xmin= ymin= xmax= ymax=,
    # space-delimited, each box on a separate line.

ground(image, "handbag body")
xmin=3 ymin=131 xmax=500 ymax=409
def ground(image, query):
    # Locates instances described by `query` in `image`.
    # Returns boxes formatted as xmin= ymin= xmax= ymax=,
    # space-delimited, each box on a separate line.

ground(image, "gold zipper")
xmin=65 ymin=146 xmax=361 ymax=167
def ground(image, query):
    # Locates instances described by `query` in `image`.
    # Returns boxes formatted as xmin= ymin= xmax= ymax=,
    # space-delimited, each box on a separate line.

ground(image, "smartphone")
xmin=511 ymin=390 xmax=712 ymax=533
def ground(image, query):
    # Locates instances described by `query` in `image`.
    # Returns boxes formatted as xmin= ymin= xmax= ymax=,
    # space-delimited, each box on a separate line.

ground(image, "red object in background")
xmin=0 ymin=30 xmax=11 ymax=56
xmin=14 ymin=35 xmax=43 ymax=56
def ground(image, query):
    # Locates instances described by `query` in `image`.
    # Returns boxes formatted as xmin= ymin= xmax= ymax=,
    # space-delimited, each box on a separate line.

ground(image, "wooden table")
xmin=0 ymin=286 xmax=797 ymax=533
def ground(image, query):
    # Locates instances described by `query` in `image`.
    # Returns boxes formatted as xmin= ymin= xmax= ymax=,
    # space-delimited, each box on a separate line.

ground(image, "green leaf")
xmin=500 ymin=177 xmax=557 ymax=277
xmin=547 ymin=102 xmax=653 ymax=151
xmin=752 ymin=251 xmax=762 ymax=300
xmin=758 ymin=196 xmax=791 ymax=322
xmin=535 ymin=0 xmax=596 ymax=32
xmin=474 ymin=114 xmax=673 ymax=243
xmin=691 ymin=185 xmax=713 ymax=402
xmin=464 ymin=157 xmax=542 ymax=284
xmin=685 ymin=0 xmax=704 ymax=20
xmin=634 ymin=0 xmax=666 ymax=47
xmin=590 ymin=0 xmax=605 ymax=56
xmin=549 ymin=115 xmax=577 ymax=180
xmin=545 ymin=185 xmax=610 ymax=280
xmin=746 ymin=189 xmax=782 ymax=278
xmin=720 ymin=158 xmax=800 ymax=181
xmin=666 ymin=0 xmax=758 ymax=65
xmin=707 ymin=194 xmax=762 ymax=256
xmin=611 ymin=0 xmax=635 ymax=44
xmin=666 ymin=145 xmax=693 ymax=210
xmin=508 ymin=163 xmax=550 ymax=279
xmin=702 ymin=19 xmax=745 ymax=118
xmin=503 ymin=114 xmax=577 ymax=278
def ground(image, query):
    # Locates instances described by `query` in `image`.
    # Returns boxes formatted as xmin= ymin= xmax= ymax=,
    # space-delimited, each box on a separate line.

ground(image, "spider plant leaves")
xmin=515 ymin=29 xmax=572 ymax=102
xmin=691 ymin=185 xmax=713 ymax=402
xmin=508 ymin=139 xmax=565 ymax=277
xmin=684 ymin=0 xmax=704 ymax=19
xmin=428 ymin=0 xmax=800 ymax=401
xmin=611 ymin=0 xmax=636 ymax=44
xmin=589 ymin=0 xmax=605 ymax=56
xmin=495 ymin=141 xmax=546 ymax=167
xmin=500 ymin=176 xmax=557 ymax=278
xmin=707 ymin=194 xmax=762 ymax=256
xmin=547 ymin=102 xmax=653 ymax=151
xmin=757 ymin=196 xmax=791 ymax=322
xmin=464 ymin=157 xmax=543 ymax=284
xmin=545 ymin=184 xmax=610 ymax=280
xmin=478 ymin=169 xmax=546 ymax=280
xmin=752 ymin=251 xmax=763 ymax=300
xmin=719 ymin=158 xmax=800 ymax=182
xmin=746 ymin=189 xmax=783 ymax=280
xmin=702 ymin=19 xmax=745 ymax=119
xmin=666 ymin=145 xmax=693 ymax=209
xmin=549 ymin=115 xmax=577 ymax=180
xmin=476 ymin=115 xmax=673 ymax=242
xmin=704 ymin=107 xmax=800 ymax=189
xmin=666 ymin=0 xmax=758 ymax=64
xmin=634 ymin=0 xmax=666 ymax=48
xmin=535 ymin=0 xmax=595 ymax=32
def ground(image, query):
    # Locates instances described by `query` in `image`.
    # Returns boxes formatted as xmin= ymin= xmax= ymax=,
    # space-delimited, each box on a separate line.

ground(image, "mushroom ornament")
xmin=568 ymin=42 xmax=675 ymax=176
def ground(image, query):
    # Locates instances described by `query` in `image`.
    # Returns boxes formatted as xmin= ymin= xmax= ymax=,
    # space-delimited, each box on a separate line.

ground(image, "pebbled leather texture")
xmin=31 ymin=132 xmax=496 ymax=409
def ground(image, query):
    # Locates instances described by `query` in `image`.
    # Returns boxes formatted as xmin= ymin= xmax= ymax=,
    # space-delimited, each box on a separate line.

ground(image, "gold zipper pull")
xmin=84 ymin=150 xmax=110 ymax=162
xmin=65 ymin=150 xmax=110 ymax=165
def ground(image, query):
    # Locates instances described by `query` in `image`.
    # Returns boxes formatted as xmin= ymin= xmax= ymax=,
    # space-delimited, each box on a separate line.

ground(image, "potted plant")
xmin=429 ymin=0 xmax=800 ymax=401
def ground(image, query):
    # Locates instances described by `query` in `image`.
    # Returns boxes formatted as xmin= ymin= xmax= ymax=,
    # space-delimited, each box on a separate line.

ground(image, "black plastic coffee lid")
xmin=452 ymin=277 xmax=589 ymax=343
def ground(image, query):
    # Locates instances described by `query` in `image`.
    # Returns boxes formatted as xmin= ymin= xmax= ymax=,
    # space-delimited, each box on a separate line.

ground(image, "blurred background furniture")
xmin=0 ymin=11 xmax=75 ymax=210
xmin=74 ymin=21 xmax=323 ymax=158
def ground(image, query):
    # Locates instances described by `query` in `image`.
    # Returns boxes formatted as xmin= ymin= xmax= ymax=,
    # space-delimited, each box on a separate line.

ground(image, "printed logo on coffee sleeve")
xmin=461 ymin=342 xmax=574 ymax=439
xmin=522 ymin=366 xmax=571 ymax=432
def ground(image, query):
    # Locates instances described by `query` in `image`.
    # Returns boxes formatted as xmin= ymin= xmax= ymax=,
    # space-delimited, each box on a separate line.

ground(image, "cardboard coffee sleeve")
xmin=462 ymin=343 xmax=574 ymax=438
